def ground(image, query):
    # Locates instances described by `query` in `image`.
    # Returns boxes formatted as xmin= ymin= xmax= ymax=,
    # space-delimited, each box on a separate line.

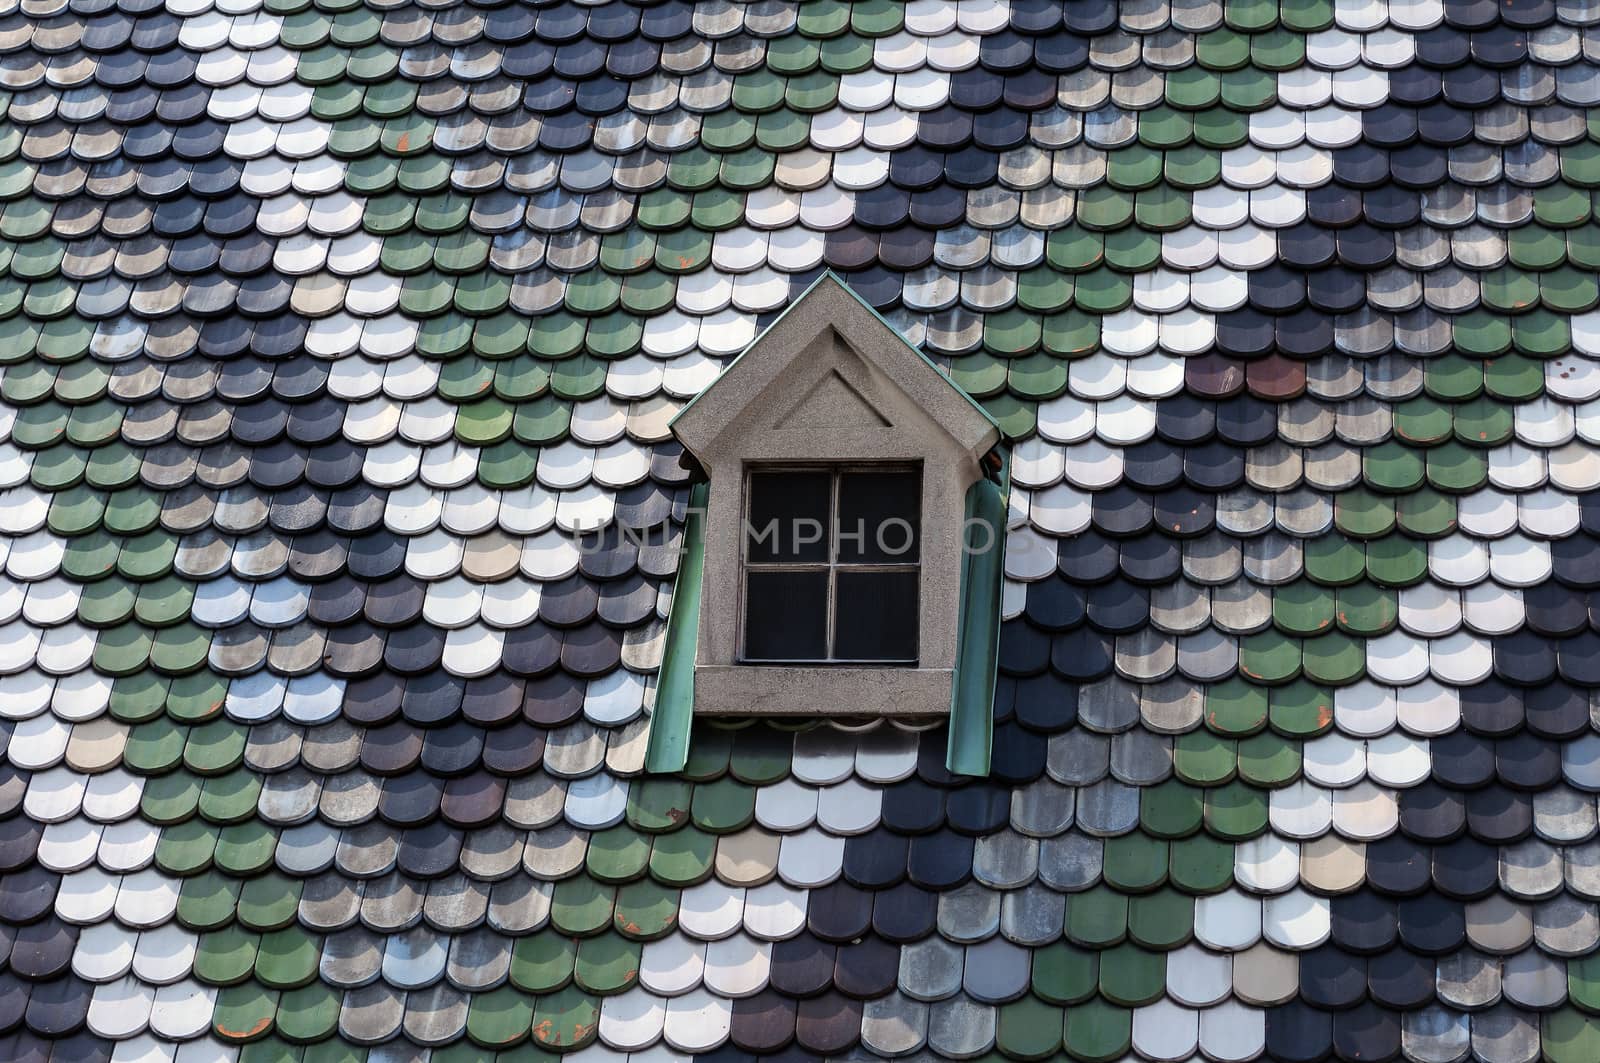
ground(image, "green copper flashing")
xmin=947 ymin=451 xmax=1009 ymax=778
xmin=644 ymin=481 xmax=707 ymax=774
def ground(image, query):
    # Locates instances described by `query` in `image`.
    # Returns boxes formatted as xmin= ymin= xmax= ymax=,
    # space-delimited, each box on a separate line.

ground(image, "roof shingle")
xmin=4 ymin=0 xmax=1600 ymax=1058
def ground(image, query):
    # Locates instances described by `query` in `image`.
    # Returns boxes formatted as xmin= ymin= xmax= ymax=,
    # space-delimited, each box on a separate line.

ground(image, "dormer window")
xmin=742 ymin=466 xmax=921 ymax=665
xmin=662 ymin=274 xmax=1002 ymax=720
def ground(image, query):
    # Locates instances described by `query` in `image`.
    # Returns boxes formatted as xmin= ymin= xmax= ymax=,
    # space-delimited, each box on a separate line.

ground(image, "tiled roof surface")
xmin=3 ymin=0 xmax=1600 ymax=1059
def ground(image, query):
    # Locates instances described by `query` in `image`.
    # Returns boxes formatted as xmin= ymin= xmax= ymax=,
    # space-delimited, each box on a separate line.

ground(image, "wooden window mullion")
xmin=825 ymin=469 xmax=839 ymax=659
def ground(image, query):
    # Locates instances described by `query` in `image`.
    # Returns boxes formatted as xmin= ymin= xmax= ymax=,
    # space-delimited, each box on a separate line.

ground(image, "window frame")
xmin=738 ymin=462 xmax=922 ymax=666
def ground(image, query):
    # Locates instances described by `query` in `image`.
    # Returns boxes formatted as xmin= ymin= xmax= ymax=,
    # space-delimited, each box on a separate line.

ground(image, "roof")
xmin=1 ymin=0 xmax=1599 ymax=1060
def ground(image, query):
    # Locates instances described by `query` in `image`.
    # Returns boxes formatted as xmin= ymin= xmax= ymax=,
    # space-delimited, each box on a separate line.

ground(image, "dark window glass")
xmin=747 ymin=471 xmax=830 ymax=563
xmin=834 ymin=570 xmax=918 ymax=661
xmin=837 ymin=471 xmax=920 ymax=563
xmin=744 ymin=570 xmax=829 ymax=660
xmin=741 ymin=467 xmax=921 ymax=664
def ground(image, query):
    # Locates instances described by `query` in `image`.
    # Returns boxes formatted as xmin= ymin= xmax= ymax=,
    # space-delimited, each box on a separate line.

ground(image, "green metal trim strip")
xmin=947 ymin=452 xmax=1009 ymax=778
xmin=645 ymin=481 xmax=708 ymax=774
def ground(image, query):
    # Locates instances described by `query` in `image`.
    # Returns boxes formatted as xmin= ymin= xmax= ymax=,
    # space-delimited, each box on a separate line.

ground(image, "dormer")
xmin=668 ymin=273 xmax=1001 ymax=718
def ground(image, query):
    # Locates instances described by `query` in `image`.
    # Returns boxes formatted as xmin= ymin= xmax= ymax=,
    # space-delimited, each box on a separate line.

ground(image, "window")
xmin=741 ymin=467 xmax=921 ymax=664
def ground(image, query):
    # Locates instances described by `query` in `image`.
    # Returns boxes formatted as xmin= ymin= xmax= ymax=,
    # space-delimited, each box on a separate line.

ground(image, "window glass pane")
xmin=837 ymin=471 xmax=920 ymax=563
xmin=744 ymin=570 xmax=829 ymax=660
xmin=747 ymin=471 xmax=831 ymax=563
xmin=833 ymin=570 xmax=918 ymax=661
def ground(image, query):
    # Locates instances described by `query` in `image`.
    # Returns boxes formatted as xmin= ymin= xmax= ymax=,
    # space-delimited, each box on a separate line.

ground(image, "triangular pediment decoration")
xmin=771 ymin=366 xmax=892 ymax=430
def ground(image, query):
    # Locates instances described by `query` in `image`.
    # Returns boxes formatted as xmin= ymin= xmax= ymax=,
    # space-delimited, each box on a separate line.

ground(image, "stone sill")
xmin=692 ymin=665 xmax=953 ymax=716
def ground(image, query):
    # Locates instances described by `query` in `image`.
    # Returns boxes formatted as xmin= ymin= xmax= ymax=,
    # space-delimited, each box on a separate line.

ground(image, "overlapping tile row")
xmin=4 ymin=0 xmax=1600 ymax=1059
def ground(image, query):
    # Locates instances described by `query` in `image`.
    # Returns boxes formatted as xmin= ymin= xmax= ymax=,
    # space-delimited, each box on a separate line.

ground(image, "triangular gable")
xmin=671 ymin=272 xmax=998 ymax=467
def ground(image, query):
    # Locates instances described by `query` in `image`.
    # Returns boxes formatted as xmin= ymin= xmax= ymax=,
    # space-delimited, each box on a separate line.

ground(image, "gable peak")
xmin=670 ymin=274 xmax=998 ymax=465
